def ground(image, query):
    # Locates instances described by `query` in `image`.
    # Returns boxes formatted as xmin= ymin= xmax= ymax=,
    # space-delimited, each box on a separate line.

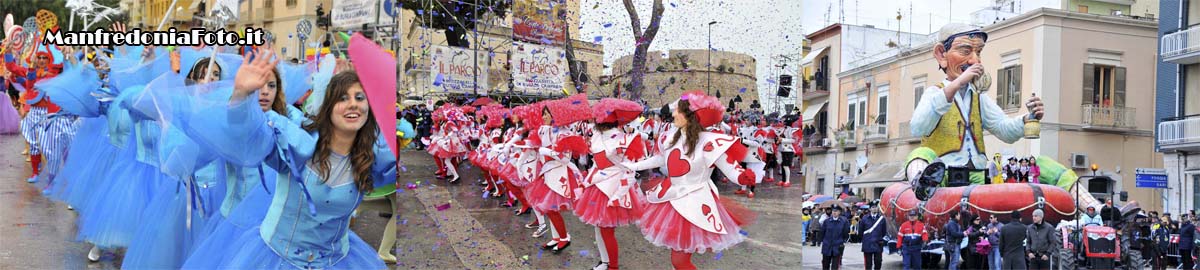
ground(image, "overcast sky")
xmin=801 ymin=0 xmax=999 ymax=35
xmin=578 ymin=0 xmax=804 ymax=109
xmin=572 ymin=0 xmax=1030 ymax=110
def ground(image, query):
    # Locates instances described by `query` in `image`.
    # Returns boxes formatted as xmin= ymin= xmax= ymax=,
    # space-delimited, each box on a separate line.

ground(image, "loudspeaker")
xmin=779 ymin=75 xmax=793 ymax=85
xmin=777 ymin=86 xmax=791 ymax=97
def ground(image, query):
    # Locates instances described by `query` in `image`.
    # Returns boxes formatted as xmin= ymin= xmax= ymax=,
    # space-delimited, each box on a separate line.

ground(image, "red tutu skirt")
xmin=499 ymin=164 xmax=519 ymax=183
xmin=485 ymin=158 xmax=503 ymax=176
xmin=638 ymin=197 xmax=747 ymax=253
xmin=467 ymin=151 xmax=481 ymax=166
xmin=573 ymin=185 xmax=646 ymax=227
xmin=524 ymin=176 xmax=575 ymax=212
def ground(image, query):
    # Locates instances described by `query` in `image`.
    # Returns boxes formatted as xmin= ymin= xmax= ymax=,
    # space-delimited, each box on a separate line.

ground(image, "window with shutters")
xmin=848 ymin=93 xmax=858 ymax=129
xmin=996 ymin=65 xmax=1022 ymax=110
xmin=877 ymin=85 xmax=889 ymax=125
xmin=913 ymin=75 xmax=926 ymax=110
xmin=287 ymin=0 xmax=297 ymax=7
xmin=1083 ymin=64 xmax=1126 ymax=108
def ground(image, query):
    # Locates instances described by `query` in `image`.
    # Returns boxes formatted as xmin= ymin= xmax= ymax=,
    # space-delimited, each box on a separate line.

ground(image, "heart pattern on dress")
xmin=666 ymin=149 xmax=691 ymax=178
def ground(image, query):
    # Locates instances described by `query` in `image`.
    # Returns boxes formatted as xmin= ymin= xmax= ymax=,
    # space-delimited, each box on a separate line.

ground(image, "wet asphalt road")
xmin=0 ymin=134 xmax=393 ymax=269
xmin=396 ymin=147 xmax=804 ymax=269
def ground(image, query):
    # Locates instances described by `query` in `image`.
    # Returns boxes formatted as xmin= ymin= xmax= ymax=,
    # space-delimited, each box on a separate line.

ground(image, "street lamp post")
xmin=707 ymin=21 xmax=718 ymax=95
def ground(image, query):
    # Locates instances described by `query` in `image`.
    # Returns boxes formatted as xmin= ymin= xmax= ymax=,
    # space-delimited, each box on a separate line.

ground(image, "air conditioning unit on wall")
xmin=1071 ymin=153 xmax=1089 ymax=169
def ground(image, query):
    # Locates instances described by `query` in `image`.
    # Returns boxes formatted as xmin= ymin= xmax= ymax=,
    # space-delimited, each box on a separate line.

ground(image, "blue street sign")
xmin=385 ymin=0 xmax=399 ymax=17
xmin=1135 ymin=170 xmax=1168 ymax=188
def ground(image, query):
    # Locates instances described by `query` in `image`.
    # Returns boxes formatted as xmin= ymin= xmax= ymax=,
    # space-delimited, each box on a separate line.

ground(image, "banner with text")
xmin=332 ymin=0 xmax=378 ymax=28
xmin=511 ymin=42 xmax=566 ymax=94
xmin=429 ymin=45 xmax=489 ymax=94
xmin=512 ymin=0 xmax=566 ymax=45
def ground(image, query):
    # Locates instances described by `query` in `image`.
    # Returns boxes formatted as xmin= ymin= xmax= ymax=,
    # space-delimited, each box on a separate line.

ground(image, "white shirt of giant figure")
xmin=585 ymin=128 xmax=646 ymax=209
xmin=536 ymin=125 xmax=582 ymax=198
xmin=624 ymin=128 xmax=750 ymax=234
xmin=910 ymin=79 xmax=1024 ymax=168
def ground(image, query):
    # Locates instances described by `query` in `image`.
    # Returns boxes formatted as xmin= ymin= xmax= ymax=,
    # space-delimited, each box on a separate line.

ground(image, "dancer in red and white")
xmin=575 ymin=98 xmax=648 ymax=270
xmin=525 ymin=94 xmax=591 ymax=254
xmin=776 ymin=119 xmax=801 ymax=187
xmin=755 ymin=120 xmax=779 ymax=183
xmin=429 ymin=106 xmax=471 ymax=183
xmin=510 ymin=103 xmax=550 ymax=235
xmin=621 ymin=91 xmax=758 ymax=270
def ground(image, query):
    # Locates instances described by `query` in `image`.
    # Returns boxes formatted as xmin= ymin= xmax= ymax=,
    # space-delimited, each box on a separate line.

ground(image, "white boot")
xmin=87 ymin=245 xmax=101 ymax=262
xmin=445 ymin=158 xmax=460 ymax=183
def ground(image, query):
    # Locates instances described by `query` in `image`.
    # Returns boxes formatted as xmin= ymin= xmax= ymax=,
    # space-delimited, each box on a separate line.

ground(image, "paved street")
xmin=395 ymin=148 xmax=805 ymax=269
xmin=0 ymin=134 xmax=393 ymax=269
xmin=800 ymin=242 xmax=905 ymax=269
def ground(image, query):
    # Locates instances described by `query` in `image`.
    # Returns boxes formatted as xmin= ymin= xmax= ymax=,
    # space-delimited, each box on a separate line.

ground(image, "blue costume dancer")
xmin=173 ymin=49 xmax=394 ymax=269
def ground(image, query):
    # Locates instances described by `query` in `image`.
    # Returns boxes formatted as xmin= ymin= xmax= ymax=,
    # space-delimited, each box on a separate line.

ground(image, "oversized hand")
xmin=1026 ymin=94 xmax=1044 ymax=120
xmin=952 ymin=64 xmax=985 ymax=90
xmin=233 ymin=47 xmax=280 ymax=98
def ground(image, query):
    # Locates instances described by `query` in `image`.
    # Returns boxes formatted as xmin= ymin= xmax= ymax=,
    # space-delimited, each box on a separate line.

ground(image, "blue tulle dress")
xmin=168 ymin=85 xmax=394 ymax=269
xmin=0 ymin=94 xmax=18 ymax=134
xmin=73 ymin=87 xmax=166 ymax=249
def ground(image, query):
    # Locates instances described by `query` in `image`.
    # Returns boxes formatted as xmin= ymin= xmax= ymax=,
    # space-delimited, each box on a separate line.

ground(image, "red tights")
xmin=670 ymin=250 xmax=696 ymax=270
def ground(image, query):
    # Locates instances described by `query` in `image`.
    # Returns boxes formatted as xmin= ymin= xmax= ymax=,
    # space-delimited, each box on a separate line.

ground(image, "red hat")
xmin=678 ymin=90 xmax=725 ymax=128
xmin=592 ymin=98 xmax=643 ymax=125
xmin=546 ymin=94 xmax=591 ymax=127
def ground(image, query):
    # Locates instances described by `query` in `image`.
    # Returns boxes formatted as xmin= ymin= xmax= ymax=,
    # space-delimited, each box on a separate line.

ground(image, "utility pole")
xmin=707 ymin=21 xmax=718 ymax=95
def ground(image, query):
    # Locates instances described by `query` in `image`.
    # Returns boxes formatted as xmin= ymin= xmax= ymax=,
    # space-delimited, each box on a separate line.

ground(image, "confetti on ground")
xmin=714 ymin=252 xmax=724 ymax=261
xmin=436 ymin=203 xmax=452 ymax=211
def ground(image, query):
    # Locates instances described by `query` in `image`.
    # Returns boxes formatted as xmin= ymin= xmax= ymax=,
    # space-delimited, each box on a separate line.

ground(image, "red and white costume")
xmin=623 ymin=91 xmax=757 ymax=268
xmin=575 ymin=99 xmax=648 ymax=228
xmin=524 ymin=94 xmax=591 ymax=252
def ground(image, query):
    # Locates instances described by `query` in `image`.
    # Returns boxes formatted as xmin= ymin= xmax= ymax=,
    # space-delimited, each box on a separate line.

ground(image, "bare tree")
xmin=621 ymin=0 xmax=664 ymax=101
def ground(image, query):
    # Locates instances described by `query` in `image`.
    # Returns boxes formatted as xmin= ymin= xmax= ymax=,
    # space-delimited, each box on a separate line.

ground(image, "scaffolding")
xmin=766 ymin=53 xmax=802 ymax=115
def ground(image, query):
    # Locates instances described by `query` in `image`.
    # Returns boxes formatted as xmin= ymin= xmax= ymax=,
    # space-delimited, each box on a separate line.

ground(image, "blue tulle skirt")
xmin=182 ymin=185 xmax=274 ymax=269
xmin=48 ymin=117 xmax=117 ymax=208
xmin=122 ymin=177 xmax=226 ymax=269
xmin=74 ymin=140 xmax=165 ymax=249
xmin=0 ymin=98 xmax=18 ymax=134
xmin=186 ymin=225 xmax=384 ymax=270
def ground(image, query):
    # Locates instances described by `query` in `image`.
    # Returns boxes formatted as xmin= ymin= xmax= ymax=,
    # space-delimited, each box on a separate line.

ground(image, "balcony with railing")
xmin=803 ymin=74 xmax=829 ymax=100
xmin=897 ymin=121 xmax=922 ymax=143
xmin=835 ymin=130 xmax=857 ymax=149
xmin=1159 ymin=115 xmax=1200 ymax=152
xmin=1081 ymin=105 xmax=1136 ymax=130
xmin=862 ymin=124 xmax=889 ymax=144
xmin=801 ymin=134 xmax=831 ymax=154
xmin=1162 ymin=25 xmax=1200 ymax=64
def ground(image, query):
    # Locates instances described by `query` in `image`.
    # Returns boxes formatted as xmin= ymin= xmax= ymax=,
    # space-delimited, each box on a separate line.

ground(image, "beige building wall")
xmin=810 ymin=9 xmax=1165 ymax=210
xmin=606 ymin=50 xmax=757 ymax=108
xmin=800 ymin=24 xmax=844 ymax=195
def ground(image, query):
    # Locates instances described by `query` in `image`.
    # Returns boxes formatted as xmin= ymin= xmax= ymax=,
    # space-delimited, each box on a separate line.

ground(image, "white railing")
xmin=1162 ymin=26 xmax=1200 ymax=61
xmin=835 ymin=130 xmax=856 ymax=147
xmin=1082 ymin=105 xmax=1136 ymax=129
xmin=862 ymin=124 xmax=888 ymax=143
xmin=1159 ymin=116 xmax=1200 ymax=146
